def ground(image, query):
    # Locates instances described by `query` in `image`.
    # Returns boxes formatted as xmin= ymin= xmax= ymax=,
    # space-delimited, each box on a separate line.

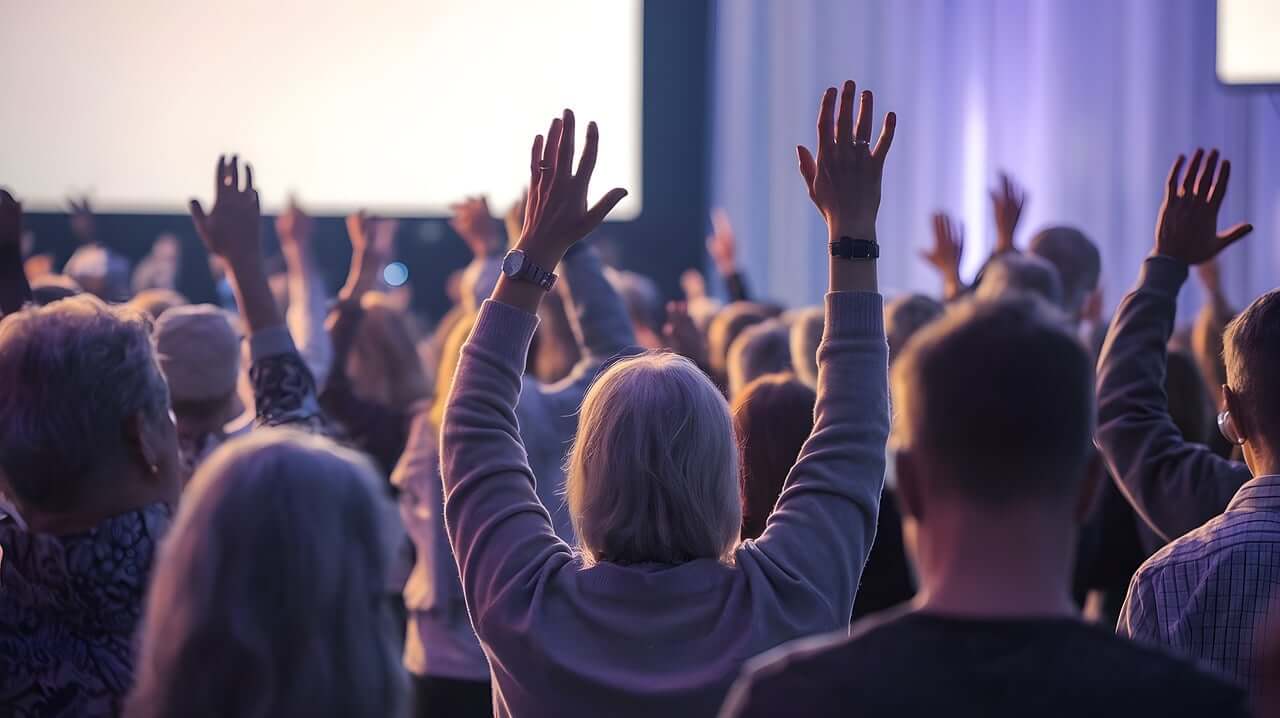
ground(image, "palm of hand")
xmin=1154 ymin=149 xmax=1251 ymax=266
xmin=796 ymin=82 xmax=895 ymax=235
xmin=191 ymin=156 xmax=260 ymax=261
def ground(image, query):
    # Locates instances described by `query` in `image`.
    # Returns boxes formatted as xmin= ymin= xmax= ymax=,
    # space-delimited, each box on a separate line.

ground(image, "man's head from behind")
xmin=1221 ymin=289 xmax=1280 ymax=475
xmin=891 ymin=295 xmax=1096 ymax=520
xmin=1028 ymin=226 xmax=1101 ymax=320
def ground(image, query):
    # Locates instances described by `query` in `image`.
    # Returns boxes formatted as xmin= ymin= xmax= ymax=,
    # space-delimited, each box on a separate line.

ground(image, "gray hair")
xmin=976 ymin=253 xmax=1065 ymax=309
xmin=885 ymin=293 xmax=944 ymax=365
xmin=788 ymin=307 xmax=824 ymax=388
xmin=126 ymin=429 xmax=408 ymax=718
xmin=1029 ymin=226 xmax=1101 ymax=318
xmin=727 ymin=319 xmax=792 ymax=398
xmin=567 ymin=352 xmax=740 ymax=565
xmin=0 ymin=294 xmax=169 ymax=511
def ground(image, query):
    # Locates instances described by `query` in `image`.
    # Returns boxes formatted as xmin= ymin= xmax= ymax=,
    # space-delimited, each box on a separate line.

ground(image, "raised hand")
xmin=516 ymin=109 xmax=628 ymax=266
xmin=67 ymin=195 xmax=95 ymax=245
xmin=190 ymin=155 xmax=262 ymax=266
xmin=796 ymin=80 xmax=896 ymax=240
xmin=681 ymin=268 xmax=708 ymax=302
xmin=990 ymin=172 xmax=1026 ymax=254
xmin=190 ymin=156 xmax=280 ymax=333
xmin=340 ymin=210 xmax=397 ymax=301
xmin=1155 ymin=148 xmax=1252 ymax=265
xmin=450 ymin=195 xmax=502 ymax=258
xmin=921 ymin=212 xmax=965 ymax=299
xmin=706 ymin=208 xmax=739 ymax=277
xmin=663 ymin=300 xmax=709 ymax=370
xmin=0 ymin=189 xmax=21 ymax=252
xmin=275 ymin=196 xmax=314 ymax=254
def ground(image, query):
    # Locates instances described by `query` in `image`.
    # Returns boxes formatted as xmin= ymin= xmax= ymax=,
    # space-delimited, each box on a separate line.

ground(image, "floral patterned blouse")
xmin=0 ymin=331 xmax=325 ymax=717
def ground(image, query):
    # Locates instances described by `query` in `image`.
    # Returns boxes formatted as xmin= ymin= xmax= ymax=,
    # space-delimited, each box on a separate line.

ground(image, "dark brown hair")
xmin=732 ymin=372 xmax=816 ymax=539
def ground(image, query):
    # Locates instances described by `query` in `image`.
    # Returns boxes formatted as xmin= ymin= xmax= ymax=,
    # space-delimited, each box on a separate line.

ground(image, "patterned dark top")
xmin=0 ymin=504 xmax=171 ymax=717
xmin=0 ymin=328 xmax=325 ymax=717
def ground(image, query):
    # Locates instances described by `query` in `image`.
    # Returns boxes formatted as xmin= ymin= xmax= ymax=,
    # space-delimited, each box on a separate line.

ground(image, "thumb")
xmin=583 ymin=188 xmax=628 ymax=230
xmin=796 ymin=145 xmax=817 ymax=188
xmin=189 ymin=199 xmax=209 ymax=237
xmin=1218 ymin=222 xmax=1253 ymax=247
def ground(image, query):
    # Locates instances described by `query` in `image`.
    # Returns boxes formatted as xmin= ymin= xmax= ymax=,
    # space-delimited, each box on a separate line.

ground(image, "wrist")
xmin=828 ymin=223 xmax=877 ymax=243
xmin=510 ymin=242 xmax=565 ymax=273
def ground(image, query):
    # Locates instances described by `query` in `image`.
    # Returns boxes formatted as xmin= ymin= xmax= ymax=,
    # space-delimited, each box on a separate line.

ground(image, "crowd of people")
xmin=0 ymin=78 xmax=1277 ymax=717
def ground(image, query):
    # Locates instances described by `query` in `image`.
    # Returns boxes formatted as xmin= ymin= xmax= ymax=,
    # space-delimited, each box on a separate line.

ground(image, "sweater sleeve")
xmin=440 ymin=299 xmax=573 ymax=632
xmin=1095 ymin=256 xmax=1250 ymax=542
xmin=746 ymin=291 xmax=889 ymax=623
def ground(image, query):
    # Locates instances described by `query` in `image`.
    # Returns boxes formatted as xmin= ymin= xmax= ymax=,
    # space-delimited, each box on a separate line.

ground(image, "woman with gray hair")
xmin=125 ymin=429 xmax=408 ymax=718
xmin=0 ymin=160 xmax=324 ymax=717
xmin=442 ymin=84 xmax=893 ymax=716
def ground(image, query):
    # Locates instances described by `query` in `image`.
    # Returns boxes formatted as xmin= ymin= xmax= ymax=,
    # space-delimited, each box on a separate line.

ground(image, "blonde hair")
xmin=126 ymin=429 xmax=408 ymax=718
xmin=567 ymin=352 xmax=740 ymax=565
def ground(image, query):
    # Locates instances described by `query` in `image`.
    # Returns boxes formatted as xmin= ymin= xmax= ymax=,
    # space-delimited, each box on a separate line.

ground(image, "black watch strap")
xmin=829 ymin=236 xmax=879 ymax=261
xmin=521 ymin=261 xmax=558 ymax=290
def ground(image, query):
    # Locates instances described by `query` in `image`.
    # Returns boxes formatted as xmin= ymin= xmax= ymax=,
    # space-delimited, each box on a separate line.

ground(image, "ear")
xmin=1222 ymin=385 xmax=1251 ymax=443
xmin=1073 ymin=451 xmax=1105 ymax=523
xmin=895 ymin=449 xmax=924 ymax=522
xmin=122 ymin=410 xmax=161 ymax=479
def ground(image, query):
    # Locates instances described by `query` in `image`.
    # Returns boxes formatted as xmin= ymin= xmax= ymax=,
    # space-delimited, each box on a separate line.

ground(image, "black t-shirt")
xmin=721 ymin=611 xmax=1247 ymax=718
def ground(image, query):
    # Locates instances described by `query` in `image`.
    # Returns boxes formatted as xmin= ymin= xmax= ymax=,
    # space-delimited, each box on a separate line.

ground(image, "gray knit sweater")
xmin=441 ymin=291 xmax=889 ymax=718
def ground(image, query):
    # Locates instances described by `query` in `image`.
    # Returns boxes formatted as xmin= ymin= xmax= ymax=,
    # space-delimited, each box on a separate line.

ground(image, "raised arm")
xmin=276 ymin=198 xmax=334 ymax=388
xmin=746 ymin=81 xmax=893 ymax=618
xmin=990 ymin=171 xmax=1026 ymax=256
xmin=440 ymin=109 xmax=627 ymax=626
xmin=0 ymin=190 xmax=32 ymax=316
xmin=920 ymin=211 xmax=965 ymax=301
xmin=707 ymin=209 xmax=751 ymax=301
xmin=1096 ymin=149 xmax=1253 ymax=541
xmin=190 ymin=156 xmax=323 ymax=430
xmin=319 ymin=212 xmax=413 ymax=471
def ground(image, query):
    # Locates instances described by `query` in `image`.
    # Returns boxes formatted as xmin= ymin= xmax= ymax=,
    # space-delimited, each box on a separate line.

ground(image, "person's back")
xmin=440 ymin=85 xmax=894 ymax=716
xmin=724 ymin=610 xmax=1242 ymax=717
xmin=723 ymin=295 xmax=1245 ymax=717
xmin=1112 ymin=149 xmax=1280 ymax=690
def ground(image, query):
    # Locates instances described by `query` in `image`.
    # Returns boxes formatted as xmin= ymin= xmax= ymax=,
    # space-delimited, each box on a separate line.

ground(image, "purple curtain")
xmin=711 ymin=0 xmax=1280 ymax=315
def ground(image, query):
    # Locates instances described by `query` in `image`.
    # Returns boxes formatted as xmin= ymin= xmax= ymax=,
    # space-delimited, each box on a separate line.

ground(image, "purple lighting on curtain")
xmin=711 ymin=0 xmax=1280 ymax=314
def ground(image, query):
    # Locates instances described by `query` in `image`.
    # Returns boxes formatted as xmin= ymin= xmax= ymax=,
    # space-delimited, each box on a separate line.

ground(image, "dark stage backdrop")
xmin=19 ymin=0 xmax=711 ymax=321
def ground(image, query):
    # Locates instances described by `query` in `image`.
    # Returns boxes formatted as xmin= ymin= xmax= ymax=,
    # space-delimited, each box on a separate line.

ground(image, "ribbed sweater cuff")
xmin=825 ymin=291 xmax=885 ymax=338
xmin=472 ymin=299 xmax=540 ymax=368
xmin=1140 ymin=255 xmax=1190 ymax=299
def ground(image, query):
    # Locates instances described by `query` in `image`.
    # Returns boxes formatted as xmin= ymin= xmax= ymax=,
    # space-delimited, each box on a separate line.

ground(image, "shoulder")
xmin=727 ymin=614 xmax=911 ymax=716
xmin=1135 ymin=510 xmax=1280 ymax=583
xmin=742 ymin=609 xmax=911 ymax=690
xmin=1091 ymin=629 xmax=1247 ymax=712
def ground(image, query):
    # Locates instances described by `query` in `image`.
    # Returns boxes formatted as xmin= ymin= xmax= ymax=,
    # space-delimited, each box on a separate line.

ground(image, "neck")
xmin=910 ymin=501 xmax=1080 ymax=620
xmin=20 ymin=461 xmax=169 ymax=535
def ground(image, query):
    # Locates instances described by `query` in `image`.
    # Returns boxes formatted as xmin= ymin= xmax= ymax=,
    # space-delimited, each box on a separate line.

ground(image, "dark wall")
xmin=18 ymin=0 xmax=710 ymax=319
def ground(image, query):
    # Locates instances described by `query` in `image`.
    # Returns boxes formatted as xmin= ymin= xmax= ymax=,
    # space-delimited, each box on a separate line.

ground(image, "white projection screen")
xmin=0 ymin=0 xmax=643 ymax=218
xmin=1218 ymin=0 xmax=1280 ymax=85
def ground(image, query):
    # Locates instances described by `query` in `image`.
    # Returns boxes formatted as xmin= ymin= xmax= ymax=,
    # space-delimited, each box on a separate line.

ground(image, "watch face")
xmin=503 ymin=250 xmax=526 ymax=277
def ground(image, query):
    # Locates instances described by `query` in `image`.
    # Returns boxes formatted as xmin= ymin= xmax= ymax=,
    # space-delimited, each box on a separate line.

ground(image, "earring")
xmin=1217 ymin=411 xmax=1245 ymax=446
xmin=149 ymin=463 xmax=160 ymax=476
